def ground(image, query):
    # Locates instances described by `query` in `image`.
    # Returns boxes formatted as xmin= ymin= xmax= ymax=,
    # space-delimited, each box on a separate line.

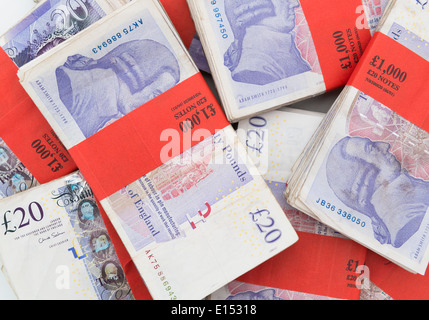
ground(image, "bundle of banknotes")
xmin=0 ymin=0 xmax=154 ymax=300
xmin=1 ymin=0 xmax=429 ymax=301
xmin=0 ymin=0 xmax=130 ymax=68
xmin=16 ymin=0 xmax=299 ymax=300
xmin=232 ymin=103 xmax=369 ymax=301
xmin=0 ymin=47 xmax=78 ymax=198
xmin=186 ymin=0 xmax=390 ymax=122
xmin=286 ymin=0 xmax=429 ymax=275
xmin=0 ymin=137 xmax=39 ymax=198
xmin=211 ymin=100 xmax=399 ymax=301
xmin=0 ymin=171 xmax=135 ymax=300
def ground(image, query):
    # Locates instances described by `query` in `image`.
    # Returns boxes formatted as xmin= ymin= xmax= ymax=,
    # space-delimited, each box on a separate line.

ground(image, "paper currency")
xmin=0 ymin=171 xmax=134 ymax=300
xmin=236 ymin=95 xmax=349 ymax=238
xmin=237 ymin=106 xmax=325 ymax=187
xmin=208 ymin=280 xmax=340 ymax=300
xmin=186 ymin=0 xmax=390 ymax=122
xmin=102 ymin=126 xmax=298 ymax=300
xmin=188 ymin=33 xmax=211 ymax=74
xmin=0 ymin=138 xmax=39 ymax=199
xmin=359 ymin=280 xmax=393 ymax=300
xmin=361 ymin=249 xmax=429 ymax=300
xmin=286 ymin=0 xmax=429 ymax=275
xmin=19 ymin=0 xmax=198 ymax=148
xmin=18 ymin=0 xmax=298 ymax=300
xmin=233 ymin=102 xmax=370 ymax=301
xmin=0 ymin=0 xmax=127 ymax=67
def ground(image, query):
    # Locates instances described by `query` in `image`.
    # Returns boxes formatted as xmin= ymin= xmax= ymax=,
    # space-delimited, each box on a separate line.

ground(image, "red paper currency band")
xmin=160 ymin=0 xmax=196 ymax=49
xmin=0 ymin=49 xmax=151 ymax=301
xmin=0 ymin=51 xmax=28 ymax=110
xmin=348 ymin=32 xmax=429 ymax=132
xmin=69 ymin=72 xmax=230 ymax=201
xmin=300 ymin=0 xmax=372 ymax=91
xmin=0 ymin=49 xmax=77 ymax=184
xmin=237 ymin=231 xmax=368 ymax=300
xmin=364 ymin=250 xmax=429 ymax=300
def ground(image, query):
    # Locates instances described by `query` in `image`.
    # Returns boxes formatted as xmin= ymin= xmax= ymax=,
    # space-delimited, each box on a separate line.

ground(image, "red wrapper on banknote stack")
xmin=186 ymin=0 xmax=390 ymax=122
xmin=286 ymin=0 xmax=429 ymax=276
xmin=0 ymin=0 xmax=163 ymax=300
xmin=17 ymin=0 xmax=299 ymax=300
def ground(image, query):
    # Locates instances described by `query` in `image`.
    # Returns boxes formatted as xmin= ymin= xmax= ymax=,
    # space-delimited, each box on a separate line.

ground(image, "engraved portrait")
xmin=55 ymin=39 xmax=181 ymax=138
xmin=326 ymin=136 xmax=429 ymax=248
xmin=223 ymin=0 xmax=311 ymax=85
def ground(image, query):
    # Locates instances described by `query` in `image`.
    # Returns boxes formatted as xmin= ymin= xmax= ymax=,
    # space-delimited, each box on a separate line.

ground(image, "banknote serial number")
xmin=210 ymin=1 xmax=229 ymax=39
xmin=315 ymin=198 xmax=366 ymax=228
xmin=92 ymin=18 xmax=143 ymax=54
xmin=146 ymin=250 xmax=177 ymax=300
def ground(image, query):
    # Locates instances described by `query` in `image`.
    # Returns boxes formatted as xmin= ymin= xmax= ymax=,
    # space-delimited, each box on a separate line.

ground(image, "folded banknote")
xmin=237 ymin=106 xmax=325 ymax=186
xmin=235 ymin=103 xmax=373 ymax=301
xmin=18 ymin=0 xmax=298 ymax=300
xmin=0 ymin=171 xmax=134 ymax=300
xmin=186 ymin=0 xmax=391 ymax=122
xmin=236 ymin=95 xmax=347 ymax=237
xmin=0 ymin=2 xmax=153 ymax=299
xmin=286 ymin=0 xmax=429 ymax=275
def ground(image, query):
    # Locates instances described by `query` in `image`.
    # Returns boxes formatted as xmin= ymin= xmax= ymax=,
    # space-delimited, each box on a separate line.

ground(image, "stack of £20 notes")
xmin=17 ymin=0 xmax=299 ymax=300
xmin=286 ymin=0 xmax=429 ymax=275
xmin=186 ymin=0 xmax=390 ymax=122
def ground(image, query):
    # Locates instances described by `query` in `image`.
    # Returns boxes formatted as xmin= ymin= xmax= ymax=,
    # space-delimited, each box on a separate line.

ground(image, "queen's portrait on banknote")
xmin=223 ymin=0 xmax=311 ymax=85
xmin=55 ymin=39 xmax=181 ymax=138
xmin=326 ymin=136 xmax=429 ymax=248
